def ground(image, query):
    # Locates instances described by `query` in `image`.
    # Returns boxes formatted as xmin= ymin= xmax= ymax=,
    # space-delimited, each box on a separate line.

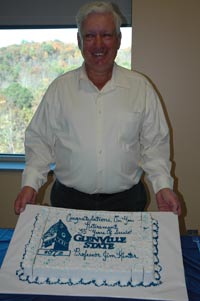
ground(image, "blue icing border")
xmin=16 ymin=213 xmax=162 ymax=287
xmin=16 ymin=214 xmax=39 ymax=282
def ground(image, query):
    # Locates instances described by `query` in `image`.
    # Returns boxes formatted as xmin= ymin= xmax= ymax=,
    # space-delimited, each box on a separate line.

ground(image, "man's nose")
xmin=94 ymin=34 xmax=104 ymax=47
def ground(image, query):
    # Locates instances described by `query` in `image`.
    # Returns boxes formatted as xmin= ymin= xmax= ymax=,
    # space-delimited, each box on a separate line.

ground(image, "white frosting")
xmin=17 ymin=208 xmax=161 ymax=287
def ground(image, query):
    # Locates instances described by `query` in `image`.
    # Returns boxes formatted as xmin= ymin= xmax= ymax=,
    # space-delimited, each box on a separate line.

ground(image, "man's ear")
xmin=117 ymin=31 xmax=122 ymax=49
xmin=77 ymin=32 xmax=82 ymax=50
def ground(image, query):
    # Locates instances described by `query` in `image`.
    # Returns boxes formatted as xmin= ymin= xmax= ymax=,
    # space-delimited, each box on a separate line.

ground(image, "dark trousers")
xmin=50 ymin=180 xmax=147 ymax=212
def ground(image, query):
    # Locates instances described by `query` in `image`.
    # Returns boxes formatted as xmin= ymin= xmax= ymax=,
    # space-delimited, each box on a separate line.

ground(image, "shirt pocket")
xmin=118 ymin=111 xmax=142 ymax=147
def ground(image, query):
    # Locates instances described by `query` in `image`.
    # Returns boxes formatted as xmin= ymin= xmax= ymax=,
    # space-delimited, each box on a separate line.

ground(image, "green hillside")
xmin=0 ymin=40 xmax=131 ymax=153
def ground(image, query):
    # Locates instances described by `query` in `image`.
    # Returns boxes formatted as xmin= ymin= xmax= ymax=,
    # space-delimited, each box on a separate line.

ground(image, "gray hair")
xmin=76 ymin=1 xmax=124 ymax=37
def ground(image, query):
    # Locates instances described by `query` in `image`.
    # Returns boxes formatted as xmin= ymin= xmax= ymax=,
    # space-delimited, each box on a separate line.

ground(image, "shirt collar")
xmin=112 ymin=63 xmax=130 ymax=88
xmin=78 ymin=63 xmax=130 ymax=91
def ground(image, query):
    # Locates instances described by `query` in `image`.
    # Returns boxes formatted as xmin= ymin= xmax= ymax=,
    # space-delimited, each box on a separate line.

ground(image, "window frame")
xmin=0 ymin=154 xmax=25 ymax=170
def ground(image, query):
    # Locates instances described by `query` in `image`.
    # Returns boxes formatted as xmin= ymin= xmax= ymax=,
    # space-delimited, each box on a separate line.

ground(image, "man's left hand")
xmin=156 ymin=188 xmax=181 ymax=216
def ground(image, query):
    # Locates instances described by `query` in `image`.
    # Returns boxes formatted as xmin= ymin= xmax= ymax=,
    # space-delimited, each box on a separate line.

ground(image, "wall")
xmin=0 ymin=0 xmax=199 ymax=234
xmin=132 ymin=0 xmax=200 ymax=233
xmin=0 ymin=171 xmax=54 ymax=228
xmin=0 ymin=171 xmax=21 ymax=228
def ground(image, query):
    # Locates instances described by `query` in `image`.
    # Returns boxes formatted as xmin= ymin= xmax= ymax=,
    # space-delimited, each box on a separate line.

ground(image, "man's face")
xmin=78 ymin=12 xmax=121 ymax=74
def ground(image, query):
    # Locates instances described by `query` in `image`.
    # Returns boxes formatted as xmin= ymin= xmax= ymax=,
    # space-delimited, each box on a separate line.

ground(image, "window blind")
xmin=0 ymin=0 xmax=131 ymax=27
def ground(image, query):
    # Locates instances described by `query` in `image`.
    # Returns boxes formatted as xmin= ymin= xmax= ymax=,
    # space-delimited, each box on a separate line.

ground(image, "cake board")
xmin=0 ymin=205 xmax=188 ymax=301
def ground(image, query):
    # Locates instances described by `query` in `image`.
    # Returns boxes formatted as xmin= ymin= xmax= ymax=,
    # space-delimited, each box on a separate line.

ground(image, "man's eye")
xmin=84 ymin=34 xmax=95 ymax=40
xmin=102 ymin=33 xmax=115 ymax=40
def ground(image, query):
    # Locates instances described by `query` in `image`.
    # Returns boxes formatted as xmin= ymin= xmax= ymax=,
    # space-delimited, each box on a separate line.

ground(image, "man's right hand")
xmin=14 ymin=186 xmax=37 ymax=215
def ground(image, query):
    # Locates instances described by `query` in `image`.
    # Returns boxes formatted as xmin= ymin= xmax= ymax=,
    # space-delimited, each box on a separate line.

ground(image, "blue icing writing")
xmin=66 ymin=214 xmax=111 ymax=224
xmin=114 ymin=228 xmax=132 ymax=235
xmin=74 ymin=247 xmax=101 ymax=260
xmin=74 ymin=234 xmax=126 ymax=249
xmin=37 ymin=249 xmax=71 ymax=257
xmin=103 ymin=249 xmax=137 ymax=262
xmin=83 ymin=242 xmax=114 ymax=249
xmin=83 ymin=221 xmax=118 ymax=236
xmin=116 ymin=249 xmax=138 ymax=261
xmin=114 ymin=215 xmax=134 ymax=225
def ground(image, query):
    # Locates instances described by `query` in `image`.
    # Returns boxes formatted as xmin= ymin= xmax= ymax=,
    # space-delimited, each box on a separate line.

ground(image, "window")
xmin=0 ymin=0 xmax=132 ymax=161
xmin=0 ymin=26 xmax=132 ymax=157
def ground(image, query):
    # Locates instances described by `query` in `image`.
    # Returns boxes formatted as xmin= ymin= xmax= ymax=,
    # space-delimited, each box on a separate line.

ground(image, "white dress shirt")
xmin=22 ymin=63 xmax=173 ymax=194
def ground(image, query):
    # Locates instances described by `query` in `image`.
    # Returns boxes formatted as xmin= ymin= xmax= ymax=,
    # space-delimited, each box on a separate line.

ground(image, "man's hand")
xmin=14 ymin=186 xmax=37 ymax=215
xmin=156 ymin=188 xmax=181 ymax=216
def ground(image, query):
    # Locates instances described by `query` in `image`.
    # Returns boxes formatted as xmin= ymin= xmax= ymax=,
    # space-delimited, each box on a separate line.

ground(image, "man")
xmin=14 ymin=1 xmax=181 ymax=215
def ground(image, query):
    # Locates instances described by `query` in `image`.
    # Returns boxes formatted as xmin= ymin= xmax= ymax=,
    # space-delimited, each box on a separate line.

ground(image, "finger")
xmin=14 ymin=203 xmax=23 ymax=215
xmin=14 ymin=197 xmax=27 ymax=215
xmin=174 ymin=203 xmax=181 ymax=216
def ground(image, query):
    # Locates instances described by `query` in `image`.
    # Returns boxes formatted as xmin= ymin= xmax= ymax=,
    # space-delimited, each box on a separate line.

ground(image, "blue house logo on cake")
xmin=38 ymin=219 xmax=72 ymax=256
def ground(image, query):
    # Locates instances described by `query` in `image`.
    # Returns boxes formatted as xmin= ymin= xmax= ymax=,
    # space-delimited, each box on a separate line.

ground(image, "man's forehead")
xmin=82 ymin=14 xmax=115 ymax=30
xmin=82 ymin=12 xmax=115 ymax=25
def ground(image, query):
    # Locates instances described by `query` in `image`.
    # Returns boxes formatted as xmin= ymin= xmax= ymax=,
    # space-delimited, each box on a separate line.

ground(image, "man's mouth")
xmin=93 ymin=52 xmax=104 ymax=57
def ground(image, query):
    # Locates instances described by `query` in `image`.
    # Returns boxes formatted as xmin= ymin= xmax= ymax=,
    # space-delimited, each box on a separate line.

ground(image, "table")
xmin=0 ymin=224 xmax=199 ymax=300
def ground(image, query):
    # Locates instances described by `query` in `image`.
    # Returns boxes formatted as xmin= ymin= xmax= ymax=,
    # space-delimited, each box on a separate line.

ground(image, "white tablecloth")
xmin=0 ymin=205 xmax=188 ymax=301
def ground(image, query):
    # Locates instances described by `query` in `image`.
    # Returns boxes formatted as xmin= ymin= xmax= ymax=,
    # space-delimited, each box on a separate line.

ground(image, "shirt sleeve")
xmin=139 ymin=81 xmax=174 ymax=193
xmin=22 ymin=87 xmax=56 ymax=192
